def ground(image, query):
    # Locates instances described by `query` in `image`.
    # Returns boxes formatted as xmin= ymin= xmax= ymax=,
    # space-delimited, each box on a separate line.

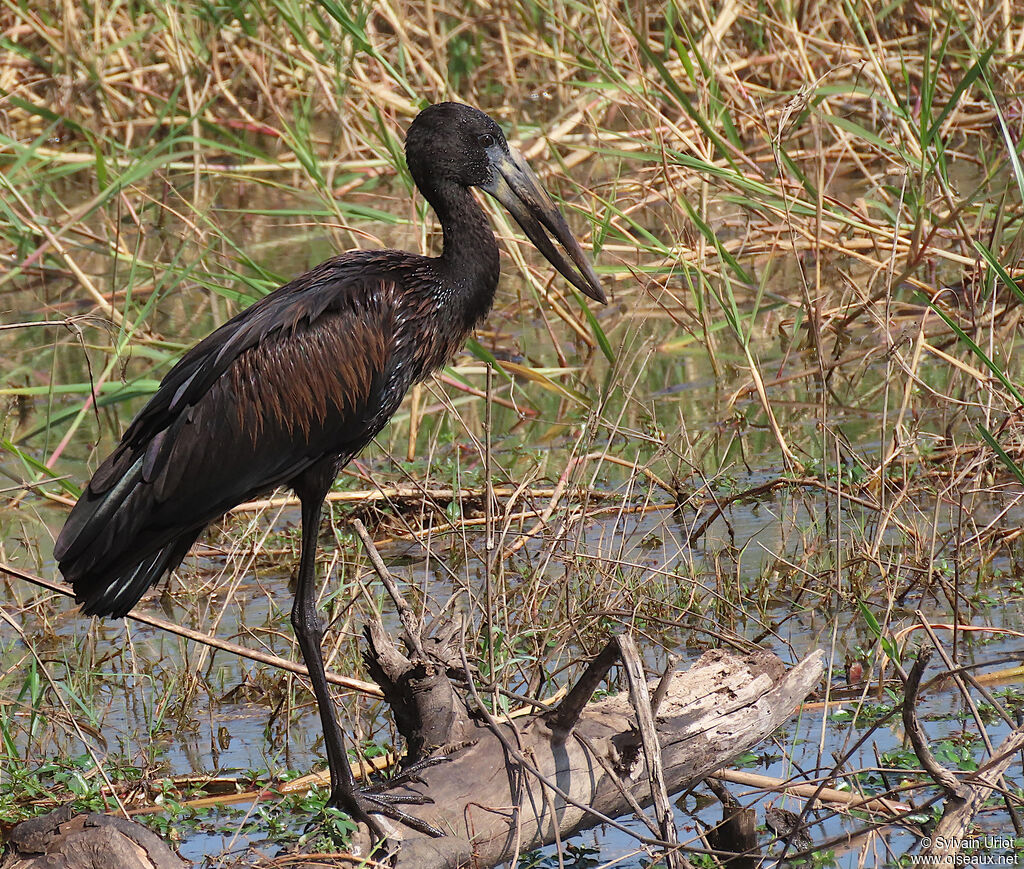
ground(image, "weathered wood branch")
xmin=346 ymin=645 xmax=825 ymax=868
xmin=341 ymin=528 xmax=826 ymax=867
xmin=902 ymin=649 xmax=969 ymax=800
xmin=1 ymin=806 xmax=186 ymax=869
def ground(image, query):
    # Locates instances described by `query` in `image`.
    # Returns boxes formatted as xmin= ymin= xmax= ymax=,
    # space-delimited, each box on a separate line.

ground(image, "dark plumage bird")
xmin=54 ymin=102 xmax=606 ymax=830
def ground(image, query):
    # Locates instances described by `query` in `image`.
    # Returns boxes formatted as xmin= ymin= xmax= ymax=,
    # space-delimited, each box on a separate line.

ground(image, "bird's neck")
xmin=429 ymin=182 xmax=500 ymax=327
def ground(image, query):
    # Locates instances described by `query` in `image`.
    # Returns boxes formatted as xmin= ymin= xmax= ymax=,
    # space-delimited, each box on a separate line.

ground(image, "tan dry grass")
xmin=3 ymin=0 xmax=1024 ymax=862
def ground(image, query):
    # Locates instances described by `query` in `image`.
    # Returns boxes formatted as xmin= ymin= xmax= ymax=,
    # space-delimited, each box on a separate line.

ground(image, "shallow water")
xmin=8 ymin=467 xmax=1023 ymax=866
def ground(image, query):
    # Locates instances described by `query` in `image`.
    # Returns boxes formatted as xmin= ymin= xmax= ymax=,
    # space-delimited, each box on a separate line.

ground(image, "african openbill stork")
xmin=54 ymin=102 xmax=606 ymax=832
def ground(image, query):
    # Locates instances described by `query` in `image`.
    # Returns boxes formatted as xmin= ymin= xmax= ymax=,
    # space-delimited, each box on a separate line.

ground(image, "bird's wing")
xmin=55 ymin=256 xmax=401 ymax=601
xmin=91 ymin=254 xmax=390 ymax=491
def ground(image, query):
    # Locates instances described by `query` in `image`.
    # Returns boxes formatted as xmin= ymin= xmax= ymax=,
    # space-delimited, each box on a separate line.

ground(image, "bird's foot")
xmin=342 ymin=787 xmax=445 ymax=838
xmin=330 ymin=756 xmax=451 ymax=839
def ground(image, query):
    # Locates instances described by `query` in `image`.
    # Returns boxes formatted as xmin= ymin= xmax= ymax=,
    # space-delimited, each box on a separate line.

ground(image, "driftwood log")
xmin=342 ymin=521 xmax=826 ymax=867
xmin=348 ymin=628 xmax=825 ymax=868
xmin=0 ymin=805 xmax=186 ymax=869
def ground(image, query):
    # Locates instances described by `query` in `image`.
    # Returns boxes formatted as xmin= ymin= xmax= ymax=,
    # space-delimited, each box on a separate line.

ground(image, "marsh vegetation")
xmin=2 ymin=0 xmax=1024 ymax=866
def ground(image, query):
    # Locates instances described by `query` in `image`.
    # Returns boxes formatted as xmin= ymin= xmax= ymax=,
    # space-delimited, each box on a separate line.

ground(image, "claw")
xmin=367 ymin=755 xmax=450 ymax=793
xmin=327 ymin=754 xmax=452 ymax=840
xmin=354 ymin=790 xmax=446 ymax=838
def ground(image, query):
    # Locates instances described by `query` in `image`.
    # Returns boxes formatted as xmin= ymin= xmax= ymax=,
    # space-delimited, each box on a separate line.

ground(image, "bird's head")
xmin=406 ymin=102 xmax=606 ymax=304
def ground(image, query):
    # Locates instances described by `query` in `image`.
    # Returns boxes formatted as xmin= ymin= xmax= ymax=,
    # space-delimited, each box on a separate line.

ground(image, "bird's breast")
xmin=395 ymin=291 xmax=480 ymax=387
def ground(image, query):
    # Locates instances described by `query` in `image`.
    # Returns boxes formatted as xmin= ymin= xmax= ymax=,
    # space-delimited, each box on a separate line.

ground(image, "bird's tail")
xmin=64 ymin=531 xmax=201 ymax=618
xmin=55 ymin=455 xmax=200 ymax=618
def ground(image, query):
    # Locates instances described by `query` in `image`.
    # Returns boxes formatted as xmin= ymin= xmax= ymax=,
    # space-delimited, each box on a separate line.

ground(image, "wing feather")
xmin=57 ymin=254 xmax=400 ymax=616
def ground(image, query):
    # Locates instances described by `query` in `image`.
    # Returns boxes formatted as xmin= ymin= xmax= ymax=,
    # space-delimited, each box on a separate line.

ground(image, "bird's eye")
xmin=478 ymin=133 xmax=495 ymax=148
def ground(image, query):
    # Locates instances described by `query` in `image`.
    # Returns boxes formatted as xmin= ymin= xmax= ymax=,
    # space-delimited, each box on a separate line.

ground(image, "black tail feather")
xmin=70 ymin=529 xmax=203 ymax=618
xmin=54 ymin=455 xmax=145 ymax=565
xmin=56 ymin=452 xmax=204 ymax=618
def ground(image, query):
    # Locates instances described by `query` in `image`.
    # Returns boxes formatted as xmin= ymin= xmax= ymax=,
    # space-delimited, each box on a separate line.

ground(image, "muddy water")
xmin=2 ymin=172 xmax=1023 ymax=866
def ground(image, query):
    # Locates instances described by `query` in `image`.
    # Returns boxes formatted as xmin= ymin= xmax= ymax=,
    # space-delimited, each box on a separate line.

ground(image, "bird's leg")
xmin=291 ymin=484 xmax=443 ymax=841
xmin=290 ymin=491 xmax=363 ymax=819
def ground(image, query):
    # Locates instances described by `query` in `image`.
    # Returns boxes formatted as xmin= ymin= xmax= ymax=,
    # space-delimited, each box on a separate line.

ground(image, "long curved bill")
xmin=482 ymin=148 xmax=607 ymax=304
